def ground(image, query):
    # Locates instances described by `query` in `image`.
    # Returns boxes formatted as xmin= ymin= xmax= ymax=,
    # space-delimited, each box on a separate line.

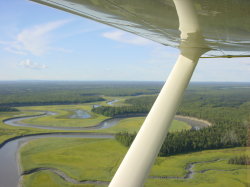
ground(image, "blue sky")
xmin=0 ymin=0 xmax=249 ymax=82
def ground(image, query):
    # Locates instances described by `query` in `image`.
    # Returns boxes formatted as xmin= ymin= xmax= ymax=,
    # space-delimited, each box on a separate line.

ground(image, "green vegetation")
xmin=22 ymin=170 xmax=102 ymax=187
xmin=19 ymin=105 xmax=108 ymax=128
xmin=124 ymin=83 xmax=250 ymax=126
xmin=15 ymin=106 xmax=190 ymax=131
xmin=91 ymin=83 xmax=250 ymax=127
xmin=92 ymin=105 xmax=148 ymax=117
xmin=0 ymin=104 xmax=190 ymax=146
xmin=20 ymin=138 xmax=250 ymax=187
xmin=0 ymin=81 xmax=161 ymax=107
xmin=228 ymin=155 xmax=250 ymax=165
xmin=1 ymin=92 xmax=105 ymax=107
xmin=0 ymin=106 xmax=19 ymax=112
xmin=93 ymin=83 xmax=250 ymax=157
xmin=1 ymin=82 xmax=249 ymax=125
xmin=0 ymin=111 xmax=56 ymax=145
xmin=20 ymin=138 xmax=127 ymax=182
xmin=160 ymin=123 xmax=248 ymax=156
xmin=1 ymin=81 xmax=250 ymax=186
xmin=116 ymin=122 xmax=248 ymax=156
xmin=98 ymin=117 xmax=191 ymax=134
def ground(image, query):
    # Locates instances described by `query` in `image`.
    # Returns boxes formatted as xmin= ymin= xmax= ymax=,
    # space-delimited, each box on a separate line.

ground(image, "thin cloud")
xmin=19 ymin=59 xmax=48 ymax=70
xmin=102 ymin=30 xmax=153 ymax=46
xmin=0 ymin=20 xmax=70 ymax=56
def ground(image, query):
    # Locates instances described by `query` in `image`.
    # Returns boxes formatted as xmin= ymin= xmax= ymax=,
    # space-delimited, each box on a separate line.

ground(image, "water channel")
xmin=3 ymin=111 xmax=122 ymax=131
xmin=68 ymin=109 xmax=91 ymax=119
xmin=0 ymin=110 xmax=210 ymax=187
xmin=0 ymin=133 xmax=114 ymax=187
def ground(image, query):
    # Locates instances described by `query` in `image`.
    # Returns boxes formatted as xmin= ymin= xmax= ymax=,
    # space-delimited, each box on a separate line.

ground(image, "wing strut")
xmin=109 ymin=0 xmax=209 ymax=186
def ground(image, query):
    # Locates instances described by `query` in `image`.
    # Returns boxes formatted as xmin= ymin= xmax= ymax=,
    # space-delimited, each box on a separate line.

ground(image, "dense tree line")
xmin=124 ymin=96 xmax=156 ymax=107
xmin=1 ymin=96 xmax=105 ymax=107
xmin=0 ymin=81 xmax=161 ymax=107
xmin=0 ymin=106 xmax=19 ymax=112
xmin=113 ymin=83 xmax=250 ymax=156
xmin=93 ymin=96 xmax=249 ymax=126
xmin=115 ymin=132 xmax=136 ymax=146
xmin=92 ymin=96 xmax=155 ymax=117
xmin=92 ymin=105 xmax=149 ymax=117
xmin=115 ymin=122 xmax=249 ymax=156
xmin=108 ymin=86 xmax=250 ymax=126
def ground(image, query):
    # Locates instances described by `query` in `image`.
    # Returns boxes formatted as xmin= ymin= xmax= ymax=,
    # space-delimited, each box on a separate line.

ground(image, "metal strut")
xmin=109 ymin=0 xmax=209 ymax=186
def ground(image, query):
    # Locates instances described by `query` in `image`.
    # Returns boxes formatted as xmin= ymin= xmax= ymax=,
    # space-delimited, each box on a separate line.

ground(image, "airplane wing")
xmin=30 ymin=0 xmax=250 ymax=57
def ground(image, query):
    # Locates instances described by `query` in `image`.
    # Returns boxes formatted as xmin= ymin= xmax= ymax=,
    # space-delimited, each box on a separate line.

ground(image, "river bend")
xmin=1 ymin=111 xmax=211 ymax=187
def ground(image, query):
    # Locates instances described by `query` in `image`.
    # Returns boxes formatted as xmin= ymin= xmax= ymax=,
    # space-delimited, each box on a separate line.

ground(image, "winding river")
xmin=0 ymin=110 xmax=211 ymax=187
xmin=3 ymin=112 xmax=123 ymax=131
xmin=3 ymin=110 xmax=211 ymax=131
xmin=0 ymin=133 xmax=114 ymax=187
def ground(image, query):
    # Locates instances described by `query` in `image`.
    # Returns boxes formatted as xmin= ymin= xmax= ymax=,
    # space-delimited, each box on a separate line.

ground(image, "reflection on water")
xmin=107 ymin=100 xmax=119 ymax=106
xmin=69 ymin=109 xmax=91 ymax=119
xmin=4 ymin=112 xmax=122 ymax=131
xmin=97 ymin=118 xmax=122 ymax=129
xmin=93 ymin=104 xmax=101 ymax=108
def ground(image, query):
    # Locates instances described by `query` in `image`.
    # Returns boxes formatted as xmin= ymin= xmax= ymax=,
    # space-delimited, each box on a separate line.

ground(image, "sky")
xmin=0 ymin=0 xmax=249 ymax=82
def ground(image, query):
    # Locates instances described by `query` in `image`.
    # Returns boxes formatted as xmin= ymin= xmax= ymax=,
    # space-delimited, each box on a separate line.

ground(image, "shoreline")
xmin=0 ymin=132 xmax=115 ymax=149
xmin=112 ymin=113 xmax=212 ymax=129
xmin=1 ymin=110 xmax=211 ymax=187
xmin=17 ymin=142 xmax=27 ymax=187
xmin=175 ymin=115 xmax=212 ymax=127
xmin=3 ymin=110 xmax=212 ymax=131
xmin=0 ymin=132 xmax=115 ymax=187
xmin=1 ymin=111 xmax=212 ymax=150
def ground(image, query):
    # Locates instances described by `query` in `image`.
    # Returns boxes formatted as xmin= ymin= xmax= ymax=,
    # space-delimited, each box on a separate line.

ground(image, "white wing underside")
xmin=30 ymin=0 xmax=250 ymax=57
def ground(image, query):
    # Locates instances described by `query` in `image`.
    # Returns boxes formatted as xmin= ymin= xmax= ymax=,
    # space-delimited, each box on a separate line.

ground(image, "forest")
xmin=93 ymin=84 xmax=250 ymax=125
xmin=115 ymin=122 xmax=248 ymax=156
xmin=101 ymin=82 xmax=250 ymax=156
xmin=92 ymin=105 xmax=149 ymax=117
xmin=0 ymin=81 xmax=160 ymax=106
xmin=1 ymin=81 xmax=249 ymax=126
xmin=1 ymin=81 xmax=249 ymax=187
xmin=0 ymin=106 xmax=19 ymax=112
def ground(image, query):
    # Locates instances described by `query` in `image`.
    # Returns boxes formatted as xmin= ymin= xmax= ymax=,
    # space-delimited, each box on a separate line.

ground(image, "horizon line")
xmin=0 ymin=80 xmax=250 ymax=83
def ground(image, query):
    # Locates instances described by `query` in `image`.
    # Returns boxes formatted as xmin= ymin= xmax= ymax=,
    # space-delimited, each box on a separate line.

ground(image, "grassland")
xmin=99 ymin=117 xmax=191 ymax=134
xmin=18 ymin=103 xmax=108 ymax=128
xmin=22 ymin=171 xmax=103 ymax=187
xmin=17 ymin=96 xmax=135 ymax=128
xmin=20 ymin=139 xmax=124 ymax=181
xmin=1 ymin=82 xmax=249 ymax=187
xmin=0 ymin=100 xmax=190 ymax=146
xmin=13 ymin=102 xmax=190 ymax=132
xmin=20 ymin=138 xmax=250 ymax=187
